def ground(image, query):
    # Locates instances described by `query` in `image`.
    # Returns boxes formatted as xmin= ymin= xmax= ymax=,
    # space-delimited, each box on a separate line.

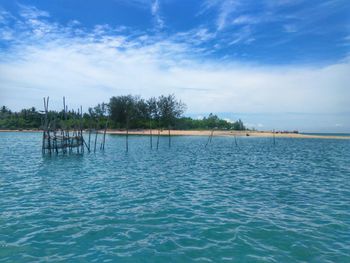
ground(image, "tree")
xmin=109 ymin=95 xmax=137 ymax=128
xmin=157 ymin=94 xmax=186 ymax=128
xmin=233 ymin=119 xmax=245 ymax=130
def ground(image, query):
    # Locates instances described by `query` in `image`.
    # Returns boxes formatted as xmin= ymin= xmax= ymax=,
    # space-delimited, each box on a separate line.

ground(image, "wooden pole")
xmin=126 ymin=118 xmax=129 ymax=152
xmin=205 ymin=129 xmax=214 ymax=148
xmin=45 ymin=97 xmax=51 ymax=155
xmin=149 ymin=119 xmax=153 ymax=149
xmin=101 ymin=119 xmax=108 ymax=150
xmin=80 ymin=106 xmax=84 ymax=153
xmin=54 ymin=130 xmax=58 ymax=154
xmin=83 ymin=138 xmax=90 ymax=152
xmin=62 ymin=97 xmax=66 ymax=154
xmin=168 ymin=126 xmax=171 ymax=148
xmin=273 ymin=129 xmax=276 ymax=145
xmin=88 ymin=127 xmax=92 ymax=151
xmin=76 ymin=109 xmax=80 ymax=154
xmin=42 ymin=97 xmax=46 ymax=154
xmin=65 ymin=105 xmax=71 ymax=154
xmin=94 ymin=128 xmax=98 ymax=153
xmin=156 ymin=129 xmax=160 ymax=150
xmin=156 ymin=119 xmax=160 ymax=150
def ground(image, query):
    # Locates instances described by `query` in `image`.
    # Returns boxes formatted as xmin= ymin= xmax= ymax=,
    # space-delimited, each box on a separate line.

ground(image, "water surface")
xmin=1 ymin=132 xmax=349 ymax=262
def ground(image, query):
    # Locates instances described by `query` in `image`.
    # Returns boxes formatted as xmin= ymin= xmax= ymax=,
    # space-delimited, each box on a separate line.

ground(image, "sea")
xmin=0 ymin=132 xmax=349 ymax=262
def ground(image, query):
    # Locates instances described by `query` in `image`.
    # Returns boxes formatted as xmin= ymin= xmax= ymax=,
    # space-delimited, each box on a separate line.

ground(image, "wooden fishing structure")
xmin=41 ymin=97 xmax=107 ymax=155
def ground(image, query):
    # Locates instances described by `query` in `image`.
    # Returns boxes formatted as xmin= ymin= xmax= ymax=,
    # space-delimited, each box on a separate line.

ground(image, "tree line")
xmin=0 ymin=94 xmax=246 ymax=131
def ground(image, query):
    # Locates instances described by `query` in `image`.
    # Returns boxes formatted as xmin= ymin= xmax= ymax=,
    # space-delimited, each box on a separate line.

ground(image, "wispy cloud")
xmin=18 ymin=4 xmax=50 ymax=19
xmin=199 ymin=0 xmax=348 ymax=50
xmin=201 ymin=0 xmax=240 ymax=31
xmin=151 ymin=0 xmax=164 ymax=29
xmin=232 ymin=15 xmax=260 ymax=25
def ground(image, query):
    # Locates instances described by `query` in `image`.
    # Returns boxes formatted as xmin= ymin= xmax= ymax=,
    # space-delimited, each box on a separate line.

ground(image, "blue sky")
xmin=0 ymin=0 xmax=349 ymax=132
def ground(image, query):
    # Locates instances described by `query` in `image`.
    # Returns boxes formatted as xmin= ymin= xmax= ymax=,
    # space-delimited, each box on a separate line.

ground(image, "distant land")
xmin=0 ymin=95 xmax=246 ymax=131
xmin=1 ymin=95 xmax=349 ymax=140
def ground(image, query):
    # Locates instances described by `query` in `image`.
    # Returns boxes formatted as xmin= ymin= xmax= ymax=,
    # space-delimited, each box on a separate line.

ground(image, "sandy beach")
xmin=105 ymin=129 xmax=350 ymax=140
xmin=1 ymin=129 xmax=349 ymax=140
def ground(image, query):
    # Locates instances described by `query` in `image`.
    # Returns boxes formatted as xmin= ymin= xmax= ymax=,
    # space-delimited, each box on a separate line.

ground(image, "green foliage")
xmin=109 ymin=95 xmax=140 ymax=128
xmin=175 ymin=114 xmax=245 ymax=130
xmin=0 ymin=94 xmax=246 ymax=131
xmin=157 ymin=94 xmax=186 ymax=128
xmin=0 ymin=106 xmax=42 ymax=129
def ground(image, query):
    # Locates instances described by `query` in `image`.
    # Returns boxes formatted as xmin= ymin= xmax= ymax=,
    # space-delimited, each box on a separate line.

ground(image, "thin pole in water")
xmin=205 ymin=129 xmax=214 ymax=148
xmin=101 ymin=119 xmax=108 ymax=150
xmin=42 ymin=97 xmax=47 ymax=154
xmin=88 ymin=118 xmax=92 ymax=151
xmin=156 ymin=129 xmax=160 ymax=150
xmin=62 ymin=97 xmax=66 ymax=154
xmin=168 ymin=126 xmax=171 ymax=148
xmin=149 ymin=119 xmax=153 ymax=149
xmin=126 ymin=117 xmax=129 ymax=152
xmin=273 ymin=129 xmax=276 ymax=145
xmin=88 ymin=129 xmax=92 ymax=152
xmin=80 ymin=105 xmax=84 ymax=154
xmin=94 ymin=127 xmax=98 ymax=153
xmin=156 ymin=119 xmax=160 ymax=150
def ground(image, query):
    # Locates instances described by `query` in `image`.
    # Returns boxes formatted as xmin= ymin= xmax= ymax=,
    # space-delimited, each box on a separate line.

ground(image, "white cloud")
xmin=1 ymin=34 xmax=349 ymax=116
xmin=223 ymin=118 xmax=234 ymax=123
xmin=216 ymin=1 xmax=239 ymax=31
xmin=0 ymin=28 xmax=13 ymax=40
xmin=201 ymin=0 xmax=240 ymax=31
xmin=245 ymin=123 xmax=264 ymax=128
xmin=151 ymin=0 xmax=164 ymax=29
xmin=232 ymin=15 xmax=259 ymax=25
xmin=229 ymin=26 xmax=254 ymax=45
xmin=0 ymin=5 xmax=349 ymax=132
xmin=151 ymin=0 xmax=159 ymax=15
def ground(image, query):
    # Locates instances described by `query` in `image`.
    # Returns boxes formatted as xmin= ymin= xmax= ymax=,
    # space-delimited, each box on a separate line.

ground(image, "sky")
xmin=0 ymin=0 xmax=349 ymax=132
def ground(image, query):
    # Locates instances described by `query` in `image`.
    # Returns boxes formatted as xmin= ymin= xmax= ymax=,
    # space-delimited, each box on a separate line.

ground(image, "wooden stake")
xmin=94 ymin=129 xmax=98 ymax=153
xmin=88 ymin=128 xmax=92 ymax=151
xmin=156 ymin=129 xmax=160 ymax=150
xmin=101 ymin=119 xmax=108 ymax=150
xmin=168 ymin=126 xmax=171 ymax=148
xmin=205 ymin=129 xmax=214 ymax=148
xmin=126 ymin=128 xmax=129 ymax=152
xmin=149 ymin=119 xmax=153 ymax=149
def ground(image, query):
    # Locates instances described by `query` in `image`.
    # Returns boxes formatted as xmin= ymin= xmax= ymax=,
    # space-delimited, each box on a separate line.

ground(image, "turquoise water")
xmin=302 ymin=133 xmax=350 ymax=137
xmin=1 ymin=132 xmax=350 ymax=262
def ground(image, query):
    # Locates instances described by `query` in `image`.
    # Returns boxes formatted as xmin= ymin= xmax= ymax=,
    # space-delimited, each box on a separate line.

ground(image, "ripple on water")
xmin=0 ymin=132 xmax=350 ymax=262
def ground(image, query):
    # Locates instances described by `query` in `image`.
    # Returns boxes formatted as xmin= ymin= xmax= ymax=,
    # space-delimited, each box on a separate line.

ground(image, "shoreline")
xmin=0 ymin=129 xmax=349 ymax=140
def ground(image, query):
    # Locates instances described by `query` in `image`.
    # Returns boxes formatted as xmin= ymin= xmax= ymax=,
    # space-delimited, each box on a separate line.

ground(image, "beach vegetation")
xmin=0 ymin=95 xmax=246 ymax=131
